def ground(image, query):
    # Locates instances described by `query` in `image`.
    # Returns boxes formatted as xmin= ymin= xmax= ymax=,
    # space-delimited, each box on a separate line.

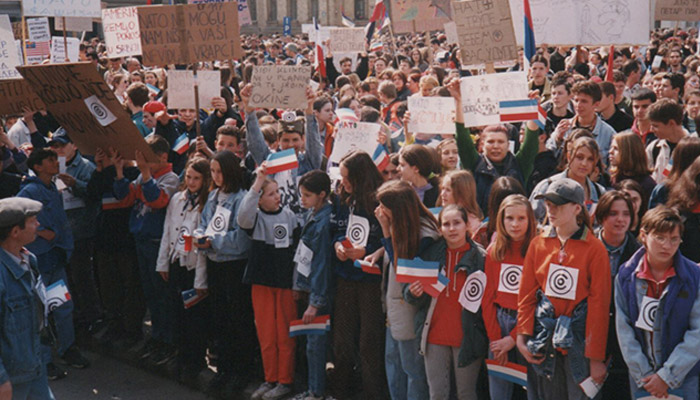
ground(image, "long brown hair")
xmin=377 ymin=180 xmax=438 ymax=261
xmin=667 ymin=136 xmax=700 ymax=184
xmin=438 ymin=170 xmax=483 ymax=220
xmin=486 ymin=177 xmax=526 ymax=239
xmin=610 ymin=131 xmax=652 ymax=180
xmin=339 ymin=150 xmax=384 ymax=212
xmin=180 ymin=157 xmax=211 ymax=212
xmin=491 ymin=194 xmax=536 ymax=261
xmin=668 ymin=156 xmax=700 ymax=211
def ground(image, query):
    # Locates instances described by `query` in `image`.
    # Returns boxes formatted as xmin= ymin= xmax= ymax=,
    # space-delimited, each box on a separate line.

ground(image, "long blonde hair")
xmin=491 ymin=194 xmax=536 ymax=261
xmin=438 ymin=170 xmax=483 ymax=220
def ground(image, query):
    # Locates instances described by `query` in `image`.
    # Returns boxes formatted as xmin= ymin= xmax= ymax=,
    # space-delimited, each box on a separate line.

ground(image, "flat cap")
xmin=0 ymin=198 xmax=42 ymax=229
xmin=534 ymin=178 xmax=584 ymax=206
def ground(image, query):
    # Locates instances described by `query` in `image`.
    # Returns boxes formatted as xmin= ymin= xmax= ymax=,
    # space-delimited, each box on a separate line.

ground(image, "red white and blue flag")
xmin=522 ymin=0 xmax=536 ymax=72
xmin=335 ymin=108 xmax=359 ymax=123
xmin=173 ymin=133 xmax=190 ymax=155
xmin=313 ymin=18 xmax=326 ymax=79
xmin=25 ymin=41 xmax=50 ymax=58
xmin=396 ymin=257 xmax=440 ymax=284
xmin=499 ymin=99 xmax=539 ymax=123
xmin=266 ymin=148 xmax=299 ymax=174
xmin=369 ymin=41 xmax=384 ymax=53
xmin=485 ymin=360 xmax=528 ymax=387
xmin=354 ymin=260 xmax=381 ymax=275
xmin=341 ymin=10 xmax=355 ymax=27
xmin=182 ymin=288 xmax=208 ymax=309
xmin=365 ymin=0 xmax=388 ymax=42
xmin=340 ymin=237 xmax=353 ymax=249
xmin=372 ymin=144 xmax=390 ymax=171
xmin=289 ymin=315 xmax=331 ymax=337
xmin=535 ymin=102 xmax=547 ymax=130
xmin=662 ymin=158 xmax=673 ymax=177
xmin=423 ymin=270 xmax=449 ymax=298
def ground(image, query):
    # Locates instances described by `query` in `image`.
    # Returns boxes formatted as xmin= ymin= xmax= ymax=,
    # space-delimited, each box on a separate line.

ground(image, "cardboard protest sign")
xmin=102 ymin=7 xmax=142 ymax=58
xmin=508 ymin=0 xmax=649 ymax=46
xmin=459 ymin=71 xmax=528 ymax=127
xmin=186 ymin=0 xmax=252 ymax=25
xmin=453 ymin=0 xmax=518 ymax=66
xmin=55 ymin=17 xmax=93 ymax=32
xmin=329 ymin=28 xmax=365 ymax=53
xmin=249 ymin=65 xmax=311 ymax=110
xmin=137 ymin=2 xmax=243 ymax=66
xmin=50 ymin=36 xmax=80 ymax=63
xmin=197 ymin=70 xmax=221 ymax=109
xmin=0 ymin=79 xmax=45 ymax=115
xmin=167 ymin=70 xmax=196 ymax=109
xmin=23 ymin=0 xmax=101 ymax=18
xmin=655 ymin=0 xmax=700 ymax=21
xmin=407 ymin=96 xmax=455 ymax=134
xmin=0 ymin=16 xmax=21 ymax=80
xmin=27 ymin=18 xmax=50 ymax=42
xmin=330 ymin=121 xmax=381 ymax=163
xmin=444 ymin=21 xmax=458 ymax=45
xmin=17 ymin=63 xmax=157 ymax=161
xmin=391 ymin=0 xmax=451 ymax=33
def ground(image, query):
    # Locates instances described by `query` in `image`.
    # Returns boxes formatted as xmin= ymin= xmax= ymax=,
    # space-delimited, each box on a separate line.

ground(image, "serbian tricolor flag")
xmin=372 ymin=144 xmax=390 ymax=171
xmin=340 ymin=237 xmax=353 ymax=249
xmin=182 ymin=288 xmax=208 ymax=309
xmin=605 ymin=45 xmax=615 ymax=82
xmin=522 ymin=0 xmax=536 ymax=72
xmin=266 ymin=148 xmax=299 ymax=174
xmin=423 ymin=270 xmax=449 ymax=298
xmin=313 ymin=18 xmax=326 ymax=79
xmin=396 ymin=257 xmax=440 ymax=284
xmin=146 ymin=83 xmax=160 ymax=97
xmin=499 ymin=99 xmax=538 ymax=123
xmin=289 ymin=315 xmax=331 ymax=337
xmin=662 ymin=158 xmax=673 ymax=177
xmin=173 ymin=133 xmax=190 ymax=155
xmin=535 ymin=102 xmax=547 ymax=130
xmin=370 ymin=0 xmax=386 ymax=23
xmin=354 ymin=260 xmax=381 ymax=275
xmin=485 ymin=360 xmax=528 ymax=387
xmin=341 ymin=11 xmax=355 ymax=27
xmin=369 ymin=41 xmax=384 ymax=53
xmin=335 ymin=108 xmax=359 ymax=123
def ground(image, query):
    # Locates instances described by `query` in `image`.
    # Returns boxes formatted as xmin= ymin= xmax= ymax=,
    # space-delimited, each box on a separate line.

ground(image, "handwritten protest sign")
xmin=444 ymin=21 xmax=458 ymax=45
xmin=186 ymin=0 xmax=252 ymax=25
xmin=0 ymin=16 xmax=21 ymax=80
xmin=407 ymin=97 xmax=455 ymax=134
xmin=453 ymin=0 xmax=518 ymax=66
xmin=167 ymin=70 xmax=196 ymax=109
xmin=27 ymin=18 xmax=50 ymax=42
xmin=55 ymin=17 xmax=93 ymax=32
xmin=50 ymin=37 xmax=80 ymax=63
xmin=0 ymin=79 xmax=45 ymax=115
xmin=23 ymin=0 xmax=101 ymax=18
xmin=17 ymin=63 xmax=157 ymax=161
xmin=197 ymin=70 xmax=221 ymax=109
xmin=391 ymin=0 xmax=450 ymax=33
xmin=137 ymin=2 xmax=243 ymax=66
xmin=249 ymin=65 xmax=311 ymax=110
xmin=459 ymin=71 xmax=528 ymax=127
xmin=330 ymin=28 xmax=365 ymax=53
xmin=655 ymin=0 xmax=700 ymax=21
xmin=330 ymin=121 xmax=381 ymax=163
xmin=102 ymin=7 xmax=142 ymax=58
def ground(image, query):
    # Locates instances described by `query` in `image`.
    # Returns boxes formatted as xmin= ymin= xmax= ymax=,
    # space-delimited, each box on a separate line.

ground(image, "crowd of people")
xmin=2 ymin=22 xmax=700 ymax=400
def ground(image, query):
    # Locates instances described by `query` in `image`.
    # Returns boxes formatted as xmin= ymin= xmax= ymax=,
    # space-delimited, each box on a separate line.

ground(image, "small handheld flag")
xmin=182 ymin=289 xmax=208 ymax=309
xmin=372 ymin=145 xmax=390 ymax=171
xmin=535 ymin=102 xmax=547 ymax=130
xmin=289 ymin=315 xmax=331 ymax=337
xmin=369 ymin=41 xmax=384 ymax=52
xmin=173 ymin=133 xmax=190 ymax=155
xmin=340 ymin=237 xmax=353 ymax=249
xmin=662 ymin=158 xmax=673 ymax=177
xmin=423 ymin=271 xmax=449 ymax=298
xmin=485 ymin=360 xmax=527 ymax=387
xmin=335 ymin=108 xmax=359 ymax=123
xmin=499 ymin=99 xmax=539 ymax=123
xmin=396 ymin=257 xmax=440 ymax=284
xmin=354 ymin=260 xmax=381 ymax=275
xmin=266 ymin=148 xmax=299 ymax=174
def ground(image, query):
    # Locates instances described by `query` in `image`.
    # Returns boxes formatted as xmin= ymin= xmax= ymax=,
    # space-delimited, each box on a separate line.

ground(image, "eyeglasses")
xmin=651 ymin=233 xmax=682 ymax=246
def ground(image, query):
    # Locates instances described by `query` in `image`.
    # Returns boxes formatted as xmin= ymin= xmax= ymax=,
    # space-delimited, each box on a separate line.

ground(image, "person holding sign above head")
xmin=403 ymin=204 xmax=488 ymax=400
xmin=615 ymin=206 xmax=700 ymax=400
xmin=516 ymin=178 xmax=611 ymax=400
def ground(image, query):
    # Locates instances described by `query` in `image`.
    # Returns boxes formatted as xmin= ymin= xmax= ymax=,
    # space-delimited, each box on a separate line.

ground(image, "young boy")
xmin=597 ymin=81 xmax=633 ymax=133
xmin=542 ymin=76 xmax=574 ymax=136
xmin=615 ymin=206 xmax=700 ymax=400
xmin=0 ymin=198 xmax=54 ymax=399
xmin=112 ymin=136 xmax=179 ymax=365
xmin=17 ymin=148 xmax=89 ymax=379
xmin=646 ymin=99 xmax=695 ymax=183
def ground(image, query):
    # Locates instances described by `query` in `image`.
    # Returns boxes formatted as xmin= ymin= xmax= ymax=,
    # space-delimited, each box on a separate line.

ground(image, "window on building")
xmin=268 ymin=0 xmax=277 ymax=21
xmin=355 ymin=0 xmax=366 ymax=20
xmin=249 ymin=0 xmax=257 ymax=21
xmin=288 ymin=0 xmax=297 ymax=20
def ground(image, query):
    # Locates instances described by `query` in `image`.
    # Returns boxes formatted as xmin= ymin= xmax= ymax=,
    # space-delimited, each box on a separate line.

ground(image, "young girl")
xmin=482 ymin=195 xmax=536 ymax=400
xmin=331 ymin=150 xmax=388 ymax=399
xmin=195 ymin=150 xmax=254 ymax=396
xmin=399 ymin=144 xmax=440 ymax=207
xmin=375 ymin=180 xmax=440 ymax=400
xmin=439 ymin=170 xmax=483 ymax=238
xmin=155 ymin=157 xmax=211 ymax=383
xmin=436 ymin=138 xmax=459 ymax=174
xmin=237 ymin=162 xmax=300 ymax=400
xmin=404 ymin=204 xmax=488 ymax=400
xmin=295 ymin=170 xmax=333 ymax=400
xmin=608 ymin=132 xmax=655 ymax=198
xmin=517 ymin=178 xmax=611 ymax=400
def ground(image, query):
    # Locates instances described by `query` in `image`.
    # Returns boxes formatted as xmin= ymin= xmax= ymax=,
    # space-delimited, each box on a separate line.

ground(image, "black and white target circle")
xmin=548 ymin=268 xmax=575 ymax=296
xmin=274 ymin=224 xmax=288 ymax=240
xmin=500 ymin=265 xmax=521 ymax=292
xmin=178 ymin=226 xmax=191 ymax=245
xmin=47 ymin=296 xmax=63 ymax=312
xmin=89 ymin=102 xmax=109 ymax=121
xmin=211 ymin=213 xmax=227 ymax=232
xmin=641 ymin=300 xmax=658 ymax=328
xmin=465 ymin=276 xmax=484 ymax=302
xmin=347 ymin=221 xmax=367 ymax=244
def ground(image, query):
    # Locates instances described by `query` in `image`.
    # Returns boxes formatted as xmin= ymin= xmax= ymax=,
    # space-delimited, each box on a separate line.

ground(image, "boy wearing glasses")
xmin=615 ymin=206 xmax=700 ymax=400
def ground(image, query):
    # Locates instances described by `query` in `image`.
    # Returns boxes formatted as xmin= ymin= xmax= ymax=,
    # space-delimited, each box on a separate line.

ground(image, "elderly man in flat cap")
xmin=0 ymin=197 xmax=55 ymax=399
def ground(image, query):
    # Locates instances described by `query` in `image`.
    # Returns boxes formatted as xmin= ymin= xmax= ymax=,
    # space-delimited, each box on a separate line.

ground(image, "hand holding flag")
xmin=265 ymin=148 xmax=299 ymax=174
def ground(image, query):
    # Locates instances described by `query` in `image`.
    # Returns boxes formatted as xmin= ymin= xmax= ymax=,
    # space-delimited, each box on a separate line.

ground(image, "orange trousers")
xmin=251 ymin=284 xmax=297 ymax=384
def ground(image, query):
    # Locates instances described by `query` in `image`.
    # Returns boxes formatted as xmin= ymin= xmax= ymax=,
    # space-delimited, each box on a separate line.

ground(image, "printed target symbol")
xmin=500 ymin=265 xmax=521 ymax=292
xmin=211 ymin=213 xmax=227 ymax=232
xmin=465 ymin=277 xmax=484 ymax=302
xmin=347 ymin=222 xmax=367 ymax=244
xmin=641 ymin=300 xmax=658 ymax=328
xmin=178 ymin=226 xmax=191 ymax=245
xmin=46 ymin=296 xmax=64 ymax=312
xmin=493 ymin=30 xmax=503 ymax=42
xmin=548 ymin=269 xmax=574 ymax=296
xmin=274 ymin=225 xmax=287 ymax=240
xmin=89 ymin=102 xmax=108 ymax=120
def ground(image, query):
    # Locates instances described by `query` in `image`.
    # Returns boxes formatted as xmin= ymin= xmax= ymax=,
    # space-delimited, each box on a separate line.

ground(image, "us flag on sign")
xmin=25 ymin=41 xmax=50 ymax=58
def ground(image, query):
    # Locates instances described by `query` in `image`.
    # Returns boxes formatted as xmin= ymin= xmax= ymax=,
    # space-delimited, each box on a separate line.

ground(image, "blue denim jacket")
xmin=527 ymin=292 xmax=590 ymax=384
xmin=0 ymin=250 xmax=44 ymax=385
xmin=64 ymin=151 xmax=99 ymax=240
xmin=295 ymin=204 xmax=333 ymax=308
xmin=200 ymin=189 xmax=251 ymax=262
